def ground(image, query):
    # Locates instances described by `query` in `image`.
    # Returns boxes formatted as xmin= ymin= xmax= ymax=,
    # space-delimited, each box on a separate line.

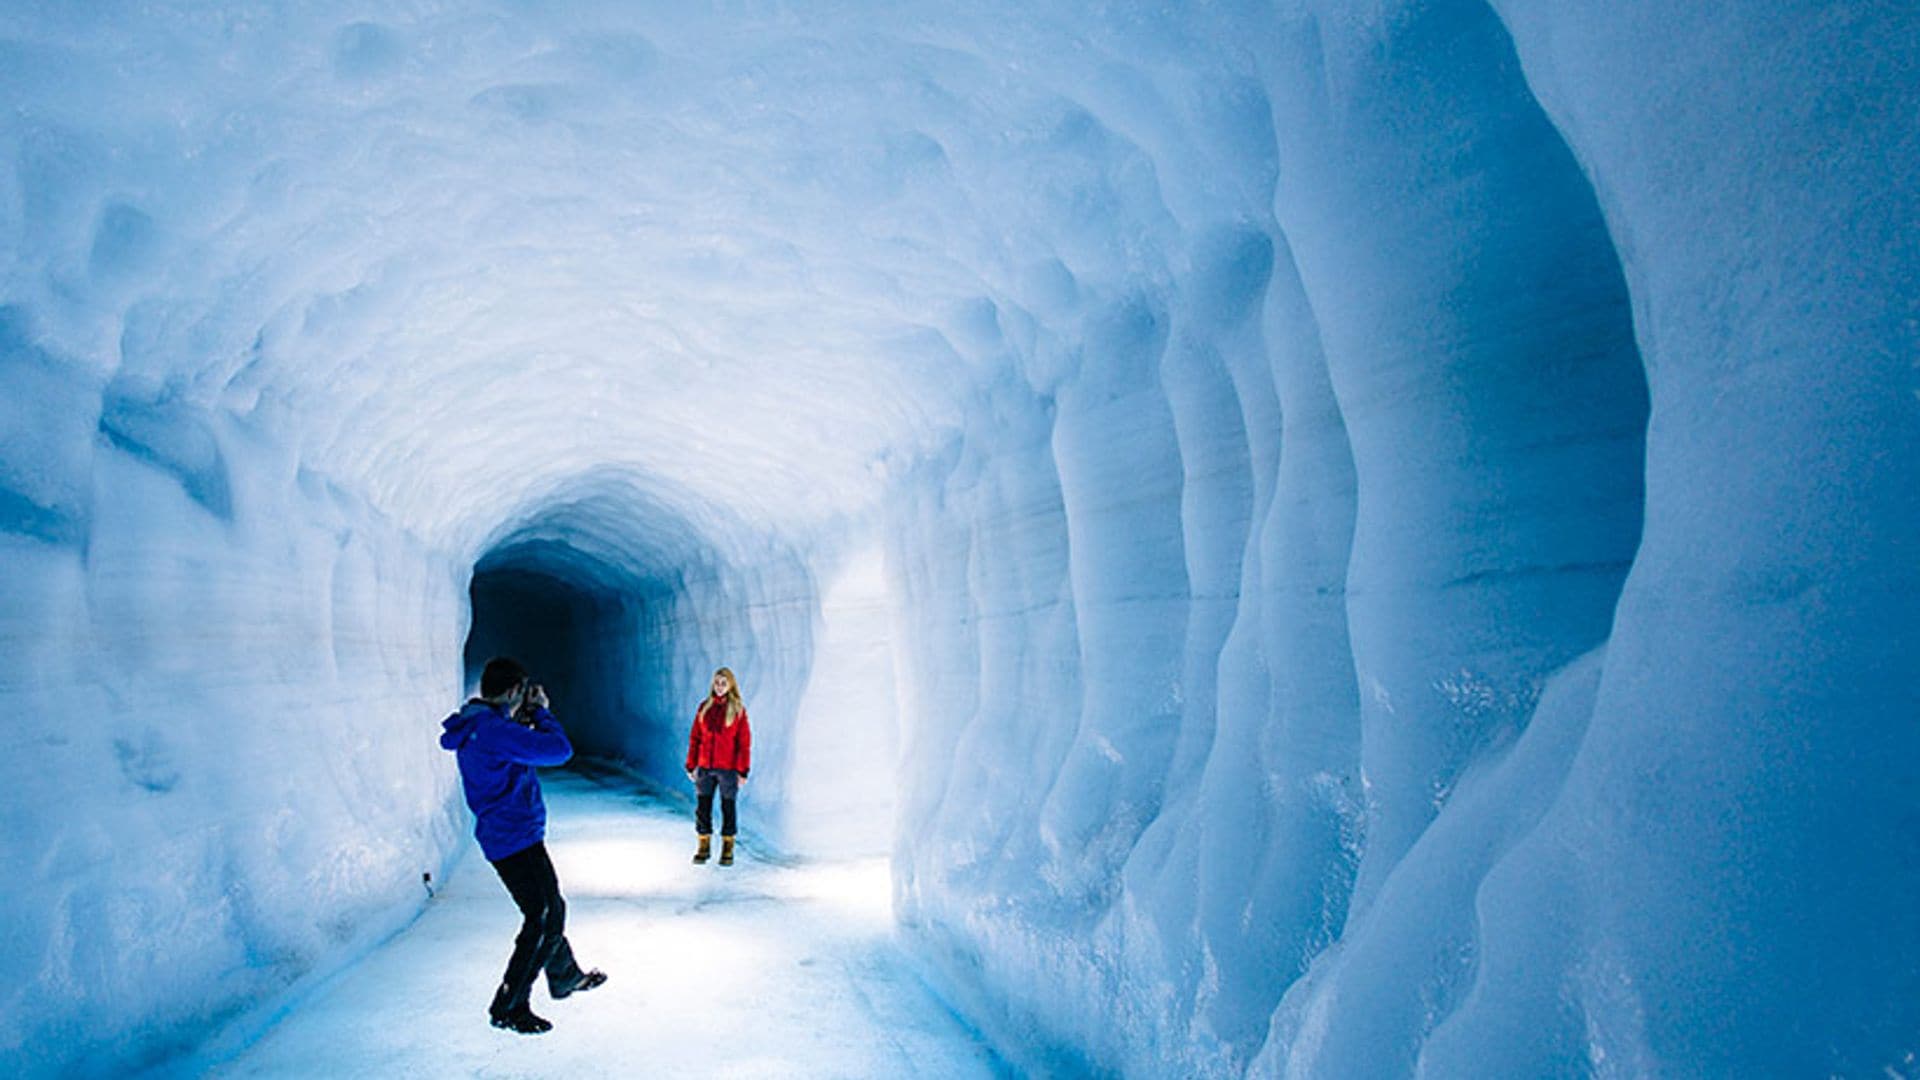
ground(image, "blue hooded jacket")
xmin=439 ymin=699 xmax=573 ymax=861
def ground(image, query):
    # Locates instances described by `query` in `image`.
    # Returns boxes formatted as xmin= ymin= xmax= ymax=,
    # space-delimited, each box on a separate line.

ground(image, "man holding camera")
xmin=439 ymin=656 xmax=608 ymax=1034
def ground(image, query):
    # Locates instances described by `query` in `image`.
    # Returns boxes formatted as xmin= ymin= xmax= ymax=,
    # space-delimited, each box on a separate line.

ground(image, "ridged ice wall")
xmin=882 ymin=2 xmax=1919 ymax=1077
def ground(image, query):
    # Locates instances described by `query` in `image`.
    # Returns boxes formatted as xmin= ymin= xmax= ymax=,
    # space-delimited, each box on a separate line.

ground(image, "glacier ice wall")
xmin=879 ymin=2 xmax=1916 ymax=1076
xmin=0 ymin=321 xmax=470 ymax=1071
xmin=2 ymin=1 xmax=1915 ymax=1076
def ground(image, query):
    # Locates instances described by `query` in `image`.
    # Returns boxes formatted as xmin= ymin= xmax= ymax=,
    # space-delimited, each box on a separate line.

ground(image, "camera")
xmin=512 ymin=681 xmax=545 ymax=724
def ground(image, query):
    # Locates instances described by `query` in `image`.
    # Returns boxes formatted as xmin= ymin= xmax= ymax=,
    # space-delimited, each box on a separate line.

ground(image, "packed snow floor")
xmin=205 ymin=770 xmax=1007 ymax=1078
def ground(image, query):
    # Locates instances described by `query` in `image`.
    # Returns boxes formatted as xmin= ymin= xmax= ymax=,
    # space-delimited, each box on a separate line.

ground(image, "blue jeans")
xmin=695 ymin=768 xmax=740 ymax=836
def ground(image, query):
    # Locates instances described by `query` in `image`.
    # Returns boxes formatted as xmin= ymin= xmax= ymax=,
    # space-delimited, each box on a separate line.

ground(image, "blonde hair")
xmin=710 ymin=666 xmax=744 ymax=721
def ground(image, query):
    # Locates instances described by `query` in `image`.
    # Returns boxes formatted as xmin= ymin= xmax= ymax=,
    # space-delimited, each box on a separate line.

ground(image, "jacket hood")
xmin=440 ymin=699 xmax=499 ymax=750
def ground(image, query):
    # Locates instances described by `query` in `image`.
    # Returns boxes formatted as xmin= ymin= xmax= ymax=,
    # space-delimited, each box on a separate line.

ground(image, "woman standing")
xmin=685 ymin=666 xmax=752 ymax=865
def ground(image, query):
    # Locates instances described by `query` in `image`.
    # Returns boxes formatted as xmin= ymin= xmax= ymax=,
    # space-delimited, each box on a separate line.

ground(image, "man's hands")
xmin=511 ymin=683 xmax=550 ymax=728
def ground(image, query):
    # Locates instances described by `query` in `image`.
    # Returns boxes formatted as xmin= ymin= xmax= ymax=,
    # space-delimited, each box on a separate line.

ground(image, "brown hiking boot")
xmin=719 ymin=836 xmax=735 ymax=866
xmin=693 ymin=834 xmax=712 ymax=864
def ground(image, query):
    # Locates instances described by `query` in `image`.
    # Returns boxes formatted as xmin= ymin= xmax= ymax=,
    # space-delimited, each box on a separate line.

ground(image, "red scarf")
xmin=701 ymin=695 xmax=734 ymax=729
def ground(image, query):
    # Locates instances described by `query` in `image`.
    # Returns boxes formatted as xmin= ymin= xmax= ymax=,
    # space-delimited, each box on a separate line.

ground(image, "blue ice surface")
xmin=0 ymin=1 xmax=1915 ymax=1077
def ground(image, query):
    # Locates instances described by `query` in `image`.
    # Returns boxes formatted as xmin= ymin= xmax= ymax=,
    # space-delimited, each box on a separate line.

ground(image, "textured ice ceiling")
xmin=6 ymin=1 xmax=1273 ymax=554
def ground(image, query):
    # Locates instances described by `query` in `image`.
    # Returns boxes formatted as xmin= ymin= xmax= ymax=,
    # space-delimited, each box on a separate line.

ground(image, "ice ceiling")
xmin=7 ymin=1 xmax=1264 ymax=552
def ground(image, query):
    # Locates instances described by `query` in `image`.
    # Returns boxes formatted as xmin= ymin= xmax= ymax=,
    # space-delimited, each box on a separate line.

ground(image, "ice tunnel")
xmin=2 ymin=1 xmax=1916 ymax=1077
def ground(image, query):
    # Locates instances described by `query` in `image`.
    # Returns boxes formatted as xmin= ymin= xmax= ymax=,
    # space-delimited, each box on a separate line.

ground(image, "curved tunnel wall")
xmin=875 ymin=4 xmax=1650 ymax=1075
xmin=1 ymin=2 xmax=1915 ymax=1077
xmin=875 ymin=3 xmax=1914 ymax=1077
xmin=0 ymin=365 xmax=470 ymax=1073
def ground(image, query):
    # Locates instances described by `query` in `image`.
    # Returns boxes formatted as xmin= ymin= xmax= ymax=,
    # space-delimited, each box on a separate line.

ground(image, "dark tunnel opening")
xmin=462 ymin=542 xmax=648 ymax=766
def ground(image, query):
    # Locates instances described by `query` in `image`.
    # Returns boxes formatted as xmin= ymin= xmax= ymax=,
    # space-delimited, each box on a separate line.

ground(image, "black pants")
xmin=489 ymin=842 xmax=585 ymax=1014
xmin=694 ymin=768 xmax=740 ymax=837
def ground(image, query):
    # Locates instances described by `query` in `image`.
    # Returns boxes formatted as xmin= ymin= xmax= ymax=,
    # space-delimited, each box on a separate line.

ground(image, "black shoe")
xmin=490 ymin=1006 xmax=552 ymax=1034
xmin=551 ymin=969 xmax=607 ymax=1000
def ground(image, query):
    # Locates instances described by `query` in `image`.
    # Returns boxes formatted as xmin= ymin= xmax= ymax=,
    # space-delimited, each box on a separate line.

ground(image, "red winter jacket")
xmin=686 ymin=698 xmax=752 ymax=776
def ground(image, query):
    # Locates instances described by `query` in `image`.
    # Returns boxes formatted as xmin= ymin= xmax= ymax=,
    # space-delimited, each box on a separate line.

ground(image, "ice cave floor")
xmin=185 ymin=771 xmax=1006 ymax=1079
